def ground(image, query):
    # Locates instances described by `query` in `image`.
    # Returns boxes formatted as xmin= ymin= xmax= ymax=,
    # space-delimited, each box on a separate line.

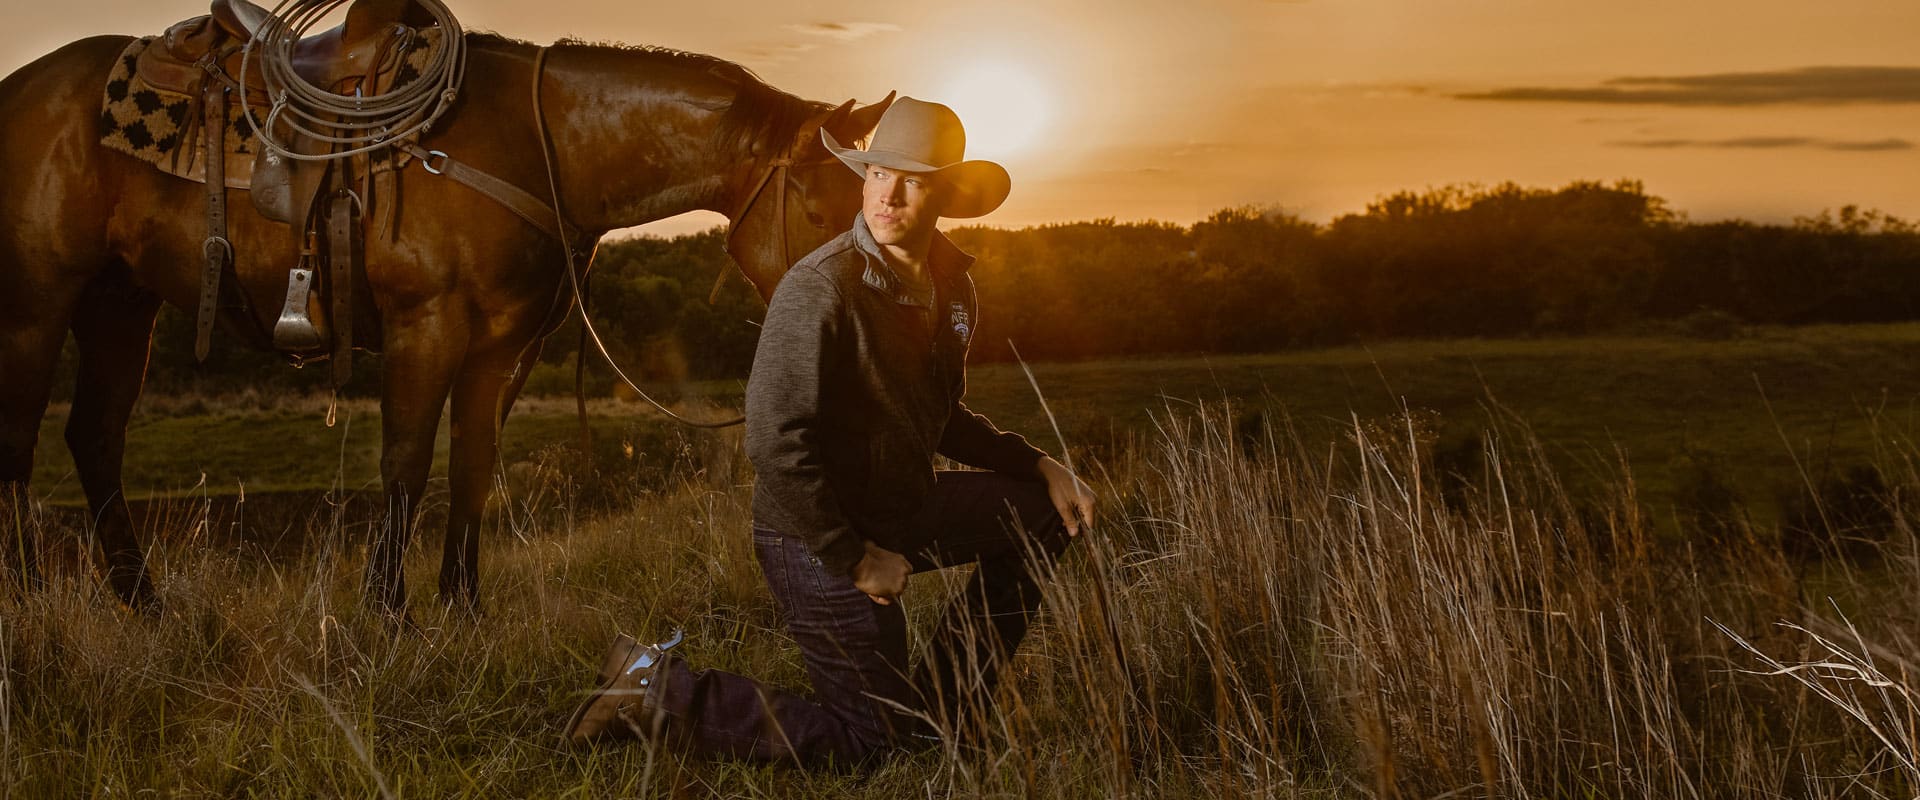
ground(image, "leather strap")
xmin=718 ymin=106 xmax=844 ymax=295
xmin=328 ymin=186 xmax=356 ymax=389
xmin=196 ymin=79 xmax=231 ymax=362
xmin=706 ymin=259 xmax=731 ymax=304
xmin=714 ymin=153 xmax=790 ymax=304
xmin=397 ymin=141 xmax=581 ymax=249
xmin=513 ymin=47 xmax=744 ymax=430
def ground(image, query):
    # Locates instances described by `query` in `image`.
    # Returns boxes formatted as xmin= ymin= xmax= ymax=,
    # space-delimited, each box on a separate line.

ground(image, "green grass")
xmin=32 ymin=323 xmax=1920 ymax=534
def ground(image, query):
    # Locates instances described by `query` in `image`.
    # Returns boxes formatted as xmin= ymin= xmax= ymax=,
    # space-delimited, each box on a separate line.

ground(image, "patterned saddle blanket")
xmin=98 ymin=23 xmax=440 ymax=190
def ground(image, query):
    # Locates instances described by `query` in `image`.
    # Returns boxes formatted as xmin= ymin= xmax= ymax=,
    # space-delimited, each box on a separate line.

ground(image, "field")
xmin=8 ymin=323 xmax=1920 ymax=796
xmin=32 ymin=322 xmax=1920 ymax=525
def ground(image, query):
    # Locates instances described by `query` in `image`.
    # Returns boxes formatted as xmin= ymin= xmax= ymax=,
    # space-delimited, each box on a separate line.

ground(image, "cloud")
xmin=1459 ymin=66 xmax=1920 ymax=106
xmin=782 ymin=22 xmax=902 ymax=42
xmin=1609 ymin=136 xmax=1914 ymax=152
xmin=738 ymin=42 xmax=820 ymax=63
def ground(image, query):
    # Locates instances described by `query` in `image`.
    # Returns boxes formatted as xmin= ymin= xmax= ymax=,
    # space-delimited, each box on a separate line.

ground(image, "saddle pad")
xmin=99 ymin=36 xmax=262 ymax=189
xmin=99 ymin=31 xmax=443 ymax=190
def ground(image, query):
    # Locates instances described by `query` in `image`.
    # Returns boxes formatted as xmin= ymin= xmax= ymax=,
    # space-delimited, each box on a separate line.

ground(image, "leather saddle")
xmin=125 ymin=0 xmax=436 ymax=372
xmin=136 ymin=0 xmax=432 ymax=104
xmin=129 ymin=0 xmax=438 ymax=204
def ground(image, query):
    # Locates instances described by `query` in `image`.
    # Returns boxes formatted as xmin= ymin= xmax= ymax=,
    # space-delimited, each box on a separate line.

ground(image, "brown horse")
xmin=0 ymin=27 xmax=891 ymax=616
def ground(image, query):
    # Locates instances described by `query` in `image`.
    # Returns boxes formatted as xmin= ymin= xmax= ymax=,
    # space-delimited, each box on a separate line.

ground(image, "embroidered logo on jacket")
xmin=949 ymin=302 xmax=972 ymax=343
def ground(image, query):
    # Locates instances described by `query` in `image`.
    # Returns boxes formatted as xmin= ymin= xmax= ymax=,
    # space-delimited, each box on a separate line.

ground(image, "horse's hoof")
xmin=375 ymin=609 xmax=423 ymax=637
xmin=118 ymin=579 xmax=160 ymax=618
xmin=130 ymin=596 xmax=163 ymax=618
xmin=363 ymin=596 xmax=419 ymax=635
xmin=436 ymin=592 xmax=486 ymax=621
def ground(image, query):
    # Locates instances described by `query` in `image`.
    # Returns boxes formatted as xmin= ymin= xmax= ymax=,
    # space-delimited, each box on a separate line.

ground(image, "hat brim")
xmin=821 ymin=128 xmax=1011 ymax=219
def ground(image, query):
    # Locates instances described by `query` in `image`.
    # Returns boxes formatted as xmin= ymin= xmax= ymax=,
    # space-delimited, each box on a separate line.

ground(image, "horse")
xmin=0 ymin=20 xmax=892 ymax=618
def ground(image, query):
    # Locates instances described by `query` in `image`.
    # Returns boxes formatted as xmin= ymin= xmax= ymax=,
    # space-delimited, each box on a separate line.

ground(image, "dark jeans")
xmin=651 ymin=470 xmax=1072 ymax=766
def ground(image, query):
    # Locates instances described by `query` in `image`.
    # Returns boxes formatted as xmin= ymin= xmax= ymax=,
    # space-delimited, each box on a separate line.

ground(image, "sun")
xmin=937 ymin=60 xmax=1052 ymax=161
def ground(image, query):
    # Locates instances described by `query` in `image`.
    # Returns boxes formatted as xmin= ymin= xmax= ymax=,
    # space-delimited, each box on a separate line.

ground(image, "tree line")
xmin=114 ymin=179 xmax=1920 ymax=396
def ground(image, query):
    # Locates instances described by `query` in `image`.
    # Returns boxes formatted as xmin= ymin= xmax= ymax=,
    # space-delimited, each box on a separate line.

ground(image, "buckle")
xmin=625 ymin=629 xmax=686 ymax=675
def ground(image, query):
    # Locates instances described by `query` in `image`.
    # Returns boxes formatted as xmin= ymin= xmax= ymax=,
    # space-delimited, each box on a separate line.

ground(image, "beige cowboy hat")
xmin=821 ymin=96 xmax=1012 ymax=219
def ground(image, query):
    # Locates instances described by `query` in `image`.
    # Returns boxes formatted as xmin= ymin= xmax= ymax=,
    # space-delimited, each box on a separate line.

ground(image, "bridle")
xmin=526 ymin=46 xmax=848 ymax=427
xmin=721 ymin=106 xmax=848 ymax=283
xmin=524 ymin=51 xmax=850 ymax=429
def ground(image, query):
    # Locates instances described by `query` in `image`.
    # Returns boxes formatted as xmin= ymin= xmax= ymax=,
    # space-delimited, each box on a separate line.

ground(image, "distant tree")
xmin=1190 ymin=206 xmax=1322 ymax=349
xmin=53 ymin=181 xmax=1920 ymax=398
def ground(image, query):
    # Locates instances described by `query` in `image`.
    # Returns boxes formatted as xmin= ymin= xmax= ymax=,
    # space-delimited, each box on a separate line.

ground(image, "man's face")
xmin=861 ymin=164 xmax=942 ymax=246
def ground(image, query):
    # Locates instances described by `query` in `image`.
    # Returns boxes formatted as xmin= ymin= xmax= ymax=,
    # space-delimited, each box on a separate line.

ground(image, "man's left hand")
xmin=1037 ymin=456 xmax=1096 ymax=537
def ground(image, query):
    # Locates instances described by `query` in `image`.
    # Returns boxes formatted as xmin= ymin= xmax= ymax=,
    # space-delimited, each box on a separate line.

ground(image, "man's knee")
xmin=812 ymin=698 xmax=930 ymax=767
xmin=1007 ymin=481 xmax=1073 ymax=557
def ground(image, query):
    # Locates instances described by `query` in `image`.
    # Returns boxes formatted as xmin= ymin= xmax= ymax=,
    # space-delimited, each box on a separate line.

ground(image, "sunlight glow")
xmin=937 ymin=60 xmax=1052 ymax=161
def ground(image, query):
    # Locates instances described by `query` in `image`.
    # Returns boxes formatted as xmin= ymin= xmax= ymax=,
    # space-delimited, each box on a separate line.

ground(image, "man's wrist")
xmin=820 ymin=533 xmax=867 ymax=576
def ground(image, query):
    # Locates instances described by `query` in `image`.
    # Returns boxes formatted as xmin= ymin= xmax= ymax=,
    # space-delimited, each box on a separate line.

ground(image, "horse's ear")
xmin=819 ymin=98 xmax=857 ymax=136
xmin=843 ymin=91 xmax=897 ymax=139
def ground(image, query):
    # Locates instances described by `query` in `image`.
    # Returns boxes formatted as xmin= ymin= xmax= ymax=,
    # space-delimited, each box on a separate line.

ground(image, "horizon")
xmin=608 ymin=178 xmax=1911 ymax=242
xmin=8 ymin=1 xmax=1918 ymax=239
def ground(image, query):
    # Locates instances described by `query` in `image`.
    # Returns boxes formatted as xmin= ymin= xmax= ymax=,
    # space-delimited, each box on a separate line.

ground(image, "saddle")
xmin=106 ymin=1 xmax=572 ymax=393
xmin=121 ymin=0 xmax=439 ymax=384
xmin=138 ymin=0 xmax=433 ymax=104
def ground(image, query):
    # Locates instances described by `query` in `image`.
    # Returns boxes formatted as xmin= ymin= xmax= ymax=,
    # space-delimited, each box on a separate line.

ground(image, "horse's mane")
xmin=469 ymin=32 xmax=827 ymax=156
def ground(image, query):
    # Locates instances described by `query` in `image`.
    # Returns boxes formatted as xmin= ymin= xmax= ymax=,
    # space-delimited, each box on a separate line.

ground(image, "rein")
xmin=399 ymin=46 xmax=834 ymax=432
xmin=528 ymin=47 xmax=840 ymax=430
xmin=712 ymin=112 xmax=841 ymax=303
xmin=724 ymin=153 xmax=793 ymax=268
xmin=721 ymin=147 xmax=814 ymax=281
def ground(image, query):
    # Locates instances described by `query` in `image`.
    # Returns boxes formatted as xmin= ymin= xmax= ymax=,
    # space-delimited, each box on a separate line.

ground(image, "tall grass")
xmin=3 ymin=399 xmax=1917 ymax=797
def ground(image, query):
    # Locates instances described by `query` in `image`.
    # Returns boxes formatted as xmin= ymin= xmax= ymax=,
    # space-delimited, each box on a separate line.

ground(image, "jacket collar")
xmin=851 ymin=214 xmax=974 ymax=307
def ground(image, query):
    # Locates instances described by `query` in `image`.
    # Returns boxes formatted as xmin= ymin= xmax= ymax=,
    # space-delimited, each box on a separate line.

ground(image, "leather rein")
xmin=525 ymin=46 xmax=840 ymax=430
xmin=719 ymin=130 xmax=836 ymax=286
xmin=395 ymin=46 xmax=836 ymax=429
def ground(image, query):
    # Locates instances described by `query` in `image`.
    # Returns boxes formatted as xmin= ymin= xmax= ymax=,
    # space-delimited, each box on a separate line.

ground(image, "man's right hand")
xmin=851 ymin=541 xmax=910 ymax=605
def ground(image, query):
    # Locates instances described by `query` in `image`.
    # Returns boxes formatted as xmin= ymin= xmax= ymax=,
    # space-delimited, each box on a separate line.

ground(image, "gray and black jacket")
xmin=744 ymin=216 xmax=1047 ymax=576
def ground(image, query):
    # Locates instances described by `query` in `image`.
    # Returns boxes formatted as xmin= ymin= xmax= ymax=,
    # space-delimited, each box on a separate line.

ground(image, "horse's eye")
xmin=805 ymin=211 xmax=827 ymax=228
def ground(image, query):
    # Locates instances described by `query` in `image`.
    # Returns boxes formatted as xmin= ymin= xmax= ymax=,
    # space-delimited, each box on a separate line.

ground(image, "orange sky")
xmin=9 ymin=1 xmax=1918 ymax=237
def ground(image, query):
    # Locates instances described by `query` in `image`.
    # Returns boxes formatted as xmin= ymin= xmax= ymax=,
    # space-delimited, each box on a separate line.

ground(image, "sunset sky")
xmin=9 ymin=1 xmax=1917 ymax=237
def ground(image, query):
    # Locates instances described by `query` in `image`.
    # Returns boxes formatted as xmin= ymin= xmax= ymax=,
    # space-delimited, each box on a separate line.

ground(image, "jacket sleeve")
xmin=935 ymin=290 xmax=1047 ymax=479
xmin=939 ymin=394 xmax=1047 ymax=480
xmin=744 ymin=266 xmax=867 ymax=576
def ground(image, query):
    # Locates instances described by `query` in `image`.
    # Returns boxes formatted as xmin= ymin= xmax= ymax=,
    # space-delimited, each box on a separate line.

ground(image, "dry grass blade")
xmin=7 ymin=386 xmax=1920 ymax=796
xmin=290 ymin=672 xmax=398 ymax=800
xmin=1714 ymin=615 xmax=1920 ymax=783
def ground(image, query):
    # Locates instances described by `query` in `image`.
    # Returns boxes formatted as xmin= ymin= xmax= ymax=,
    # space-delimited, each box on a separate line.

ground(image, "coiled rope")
xmin=238 ymin=0 xmax=466 ymax=161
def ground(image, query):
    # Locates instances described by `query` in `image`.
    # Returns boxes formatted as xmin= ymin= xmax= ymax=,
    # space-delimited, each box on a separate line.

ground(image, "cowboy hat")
xmin=821 ymin=96 xmax=1012 ymax=219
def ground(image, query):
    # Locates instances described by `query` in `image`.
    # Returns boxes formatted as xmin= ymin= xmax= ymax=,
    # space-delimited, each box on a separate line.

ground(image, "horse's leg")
xmin=0 ymin=292 xmax=76 ymax=594
xmin=366 ymin=318 xmax=464 ymax=619
xmin=495 ymin=342 xmax=543 ymax=425
xmin=0 ymin=36 xmax=121 ymax=588
xmin=438 ymin=343 xmax=541 ymax=611
xmin=64 ymin=266 xmax=163 ymax=611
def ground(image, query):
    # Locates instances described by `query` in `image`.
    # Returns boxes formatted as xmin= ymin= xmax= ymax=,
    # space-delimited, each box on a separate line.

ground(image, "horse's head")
xmin=724 ymin=92 xmax=895 ymax=300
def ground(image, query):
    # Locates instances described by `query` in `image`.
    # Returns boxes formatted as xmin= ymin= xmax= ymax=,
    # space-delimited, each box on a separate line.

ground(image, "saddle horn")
xmin=211 ymin=0 xmax=273 ymax=40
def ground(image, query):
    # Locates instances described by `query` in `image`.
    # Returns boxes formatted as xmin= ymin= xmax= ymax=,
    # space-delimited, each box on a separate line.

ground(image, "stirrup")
xmin=272 ymin=267 xmax=324 ymax=351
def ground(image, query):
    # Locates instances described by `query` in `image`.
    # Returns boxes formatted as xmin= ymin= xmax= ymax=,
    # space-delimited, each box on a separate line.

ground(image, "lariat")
xmin=238 ymin=0 xmax=467 ymax=161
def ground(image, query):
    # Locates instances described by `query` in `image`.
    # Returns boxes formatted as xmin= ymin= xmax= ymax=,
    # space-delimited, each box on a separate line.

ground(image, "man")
xmin=563 ymin=97 xmax=1096 ymax=766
